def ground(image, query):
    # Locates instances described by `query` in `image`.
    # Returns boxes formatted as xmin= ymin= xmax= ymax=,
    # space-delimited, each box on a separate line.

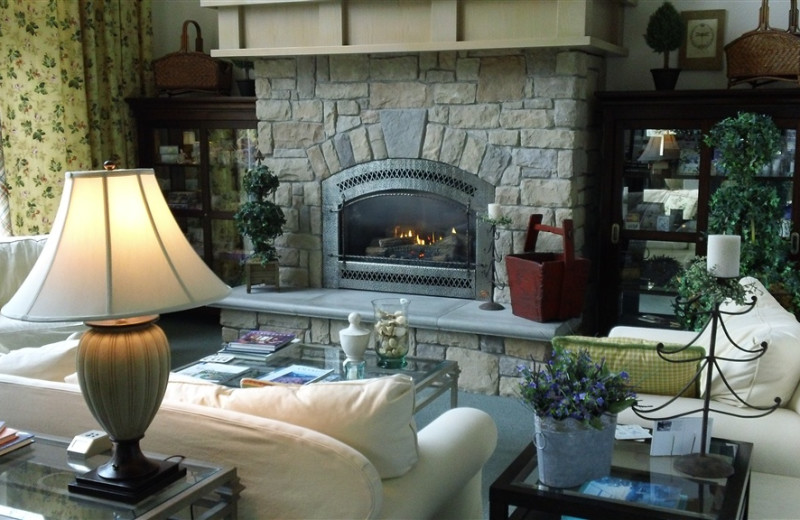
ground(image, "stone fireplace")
xmin=253 ymin=49 xmax=604 ymax=308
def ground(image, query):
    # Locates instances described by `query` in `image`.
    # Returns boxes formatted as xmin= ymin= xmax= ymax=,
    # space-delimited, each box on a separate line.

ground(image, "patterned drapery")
xmin=0 ymin=0 xmax=154 ymax=235
xmin=0 ymin=122 xmax=10 ymax=237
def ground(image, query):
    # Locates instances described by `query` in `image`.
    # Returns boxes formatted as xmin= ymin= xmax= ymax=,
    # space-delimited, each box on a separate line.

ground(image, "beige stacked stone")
xmin=234 ymin=47 xmax=603 ymax=395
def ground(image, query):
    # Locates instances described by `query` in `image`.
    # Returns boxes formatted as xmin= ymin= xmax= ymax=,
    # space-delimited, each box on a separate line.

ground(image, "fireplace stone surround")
xmin=215 ymin=47 xmax=604 ymax=396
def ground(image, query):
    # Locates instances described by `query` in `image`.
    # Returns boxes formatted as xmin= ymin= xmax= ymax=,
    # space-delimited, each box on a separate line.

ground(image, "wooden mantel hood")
xmin=201 ymin=0 xmax=634 ymax=58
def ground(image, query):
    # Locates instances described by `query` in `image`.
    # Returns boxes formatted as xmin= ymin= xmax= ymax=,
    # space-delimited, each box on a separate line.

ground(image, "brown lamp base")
xmin=69 ymin=459 xmax=186 ymax=503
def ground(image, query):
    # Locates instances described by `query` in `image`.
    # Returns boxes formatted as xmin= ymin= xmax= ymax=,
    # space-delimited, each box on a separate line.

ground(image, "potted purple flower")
xmin=518 ymin=348 xmax=637 ymax=487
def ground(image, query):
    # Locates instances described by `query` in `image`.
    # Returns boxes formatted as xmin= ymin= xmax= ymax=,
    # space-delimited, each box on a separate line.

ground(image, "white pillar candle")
xmin=488 ymin=203 xmax=501 ymax=220
xmin=707 ymin=235 xmax=741 ymax=278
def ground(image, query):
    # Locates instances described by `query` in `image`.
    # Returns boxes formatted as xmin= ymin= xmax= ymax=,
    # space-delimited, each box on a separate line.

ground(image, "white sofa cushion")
xmin=698 ymin=277 xmax=800 ymax=408
xmin=0 ymin=235 xmax=47 ymax=307
xmin=163 ymin=373 xmax=418 ymax=478
xmin=0 ymin=338 xmax=78 ymax=381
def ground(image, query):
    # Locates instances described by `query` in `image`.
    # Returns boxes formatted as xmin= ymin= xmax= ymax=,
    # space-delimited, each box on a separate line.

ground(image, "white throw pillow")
xmin=0 ymin=338 xmax=78 ymax=381
xmin=163 ymin=373 xmax=418 ymax=478
xmin=698 ymin=277 xmax=800 ymax=408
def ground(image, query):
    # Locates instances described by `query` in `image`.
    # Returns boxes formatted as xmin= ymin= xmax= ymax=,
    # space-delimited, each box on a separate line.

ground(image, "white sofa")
xmin=594 ymin=277 xmax=800 ymax=519
xmin=0 ymin=235 xmax=85 ymax=351
xmin=0 ymin=236 xmax=499 ymax=518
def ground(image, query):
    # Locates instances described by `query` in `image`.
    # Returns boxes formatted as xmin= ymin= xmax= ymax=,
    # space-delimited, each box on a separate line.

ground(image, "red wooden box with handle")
xmin=505 ymin=215 xmax=590 ymax=322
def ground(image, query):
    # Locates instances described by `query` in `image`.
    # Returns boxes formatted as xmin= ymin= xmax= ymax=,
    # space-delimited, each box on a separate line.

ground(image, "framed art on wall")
xmin=679 ymin=10 xmax=726 ymax=70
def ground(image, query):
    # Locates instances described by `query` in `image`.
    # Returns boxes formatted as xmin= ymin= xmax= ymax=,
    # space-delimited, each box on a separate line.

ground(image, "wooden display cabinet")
xmin=596 ymin=90 xmax=800 ymax=334
xmin=127 ymin=97 xmax=258 ymax=286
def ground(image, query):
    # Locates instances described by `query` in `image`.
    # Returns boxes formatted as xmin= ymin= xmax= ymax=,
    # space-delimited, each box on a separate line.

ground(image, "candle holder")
xmin=632 ymin=284 xmax=780 ymax=478
xmin=479 ymin=214 xmax=511 ymax=311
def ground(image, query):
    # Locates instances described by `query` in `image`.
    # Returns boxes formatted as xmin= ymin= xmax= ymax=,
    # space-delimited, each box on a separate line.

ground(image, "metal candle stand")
xmin=480 ymin=215 xmax=511 ymax=311
xmin=631 ymin=290 xmax=781 ymax=478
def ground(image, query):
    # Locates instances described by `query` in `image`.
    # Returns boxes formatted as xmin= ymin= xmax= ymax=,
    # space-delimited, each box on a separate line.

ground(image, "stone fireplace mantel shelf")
xmin=201 ymin=0 xmax=631 ymax=58
xmin=213 ymin=286 xmax=579 ymax=341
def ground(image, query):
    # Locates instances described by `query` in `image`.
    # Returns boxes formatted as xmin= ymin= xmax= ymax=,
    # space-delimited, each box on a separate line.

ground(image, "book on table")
xmin=0 ymin=423 xmax=34 ymax=457
xmin=174 ymin=362 xmax=253 ymax=383
xmin=223 ymin=330 xmax=296 ymax=355
xmin=247 ymin=364 xmax=333 ymax=386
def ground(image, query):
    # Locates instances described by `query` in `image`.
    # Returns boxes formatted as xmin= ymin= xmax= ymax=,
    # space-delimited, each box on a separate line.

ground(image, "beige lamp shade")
xmin=638 ymin=133 xmax=680 ymax=163
xmin=1 ymin=169 xmax=230 ymax=322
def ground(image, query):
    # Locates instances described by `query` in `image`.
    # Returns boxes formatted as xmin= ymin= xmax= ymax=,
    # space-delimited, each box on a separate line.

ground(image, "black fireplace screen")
xmin=322 ymin=158 xmax=494 ymax=299
xmin=341 ymin=191 xmax=474 ymax=268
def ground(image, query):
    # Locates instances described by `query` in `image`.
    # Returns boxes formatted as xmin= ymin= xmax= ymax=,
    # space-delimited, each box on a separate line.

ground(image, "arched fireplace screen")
xmin=322 ymin=159 xmax=494 ymax=299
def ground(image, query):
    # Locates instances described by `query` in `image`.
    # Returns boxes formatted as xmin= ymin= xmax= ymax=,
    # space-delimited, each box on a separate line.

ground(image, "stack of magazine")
xmin=0 ymin=421 xmax=34 ymax=457
xmin=221 ymin=329 xmax=296 ymax=356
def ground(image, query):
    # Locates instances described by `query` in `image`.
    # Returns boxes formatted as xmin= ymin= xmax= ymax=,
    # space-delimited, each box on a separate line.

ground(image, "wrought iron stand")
xmin=632 ymin=291 xmax=780 ymax=478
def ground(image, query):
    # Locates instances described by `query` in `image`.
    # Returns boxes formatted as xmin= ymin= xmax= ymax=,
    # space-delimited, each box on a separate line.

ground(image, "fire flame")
xmin=394 ymin=225 xmax=455 ymax=246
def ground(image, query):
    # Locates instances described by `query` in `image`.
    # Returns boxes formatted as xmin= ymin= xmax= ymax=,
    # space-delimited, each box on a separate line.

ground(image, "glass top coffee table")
xmin=179 ymin=342 xmax=460 ymax=413
xmin=0 ymin=433 xmax=239 ymax=519
xmin=490 ymin=437 xmax=752 ymax=520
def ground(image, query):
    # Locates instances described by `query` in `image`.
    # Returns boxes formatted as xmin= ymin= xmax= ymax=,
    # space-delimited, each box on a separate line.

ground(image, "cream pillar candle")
xmin=488 ymin=203 xmax=501 ymax=220
xmin=707 ymin=235 xmax=741 ymax=278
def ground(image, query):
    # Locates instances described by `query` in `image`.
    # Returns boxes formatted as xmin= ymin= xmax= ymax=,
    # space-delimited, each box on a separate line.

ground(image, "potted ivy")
xmin=233 ymin=160 xmax=286 ymax=292
xmin=644 ymin=2 xmax=685 ymax=90
xmin=673 ymin=112 xmax=800 ymax=328
xmin=518 ymin=348 xmax=636 ymax=487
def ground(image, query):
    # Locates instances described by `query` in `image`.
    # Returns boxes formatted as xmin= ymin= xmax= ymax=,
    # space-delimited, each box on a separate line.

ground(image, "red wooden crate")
xmin=506 ymin=215 xmax=590 ymax=322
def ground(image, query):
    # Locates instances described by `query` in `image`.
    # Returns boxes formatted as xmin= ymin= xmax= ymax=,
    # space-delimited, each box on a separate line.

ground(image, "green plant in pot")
xmin=672 ymin=112 xmax=800 ymax=329
xmin=234 ymin=160 xmax=285 ymax=272
xmin=644 ymin=2 xmax=685 ymax=90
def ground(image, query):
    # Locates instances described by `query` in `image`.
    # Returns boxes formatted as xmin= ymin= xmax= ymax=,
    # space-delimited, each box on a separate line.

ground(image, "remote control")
xmin=201 ymin=353 xmax=236 ymax=363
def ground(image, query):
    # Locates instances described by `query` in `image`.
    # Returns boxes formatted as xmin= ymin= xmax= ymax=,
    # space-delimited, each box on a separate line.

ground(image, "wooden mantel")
xmin=201 ymin=0 xmax=634 ymax=58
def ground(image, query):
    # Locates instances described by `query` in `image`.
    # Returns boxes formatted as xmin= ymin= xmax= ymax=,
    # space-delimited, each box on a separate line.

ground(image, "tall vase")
xmin=372 ymin=298 xmax=410 ymax=368
xmin=533 ymin=413 xmax=617 ymax=488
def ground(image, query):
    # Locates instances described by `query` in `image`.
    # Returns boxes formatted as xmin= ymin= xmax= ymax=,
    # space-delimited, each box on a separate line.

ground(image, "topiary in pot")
xmin=234 ymin=161 xmax=285 ymax=269
xmin=644 ymin=2 xmax=686 ymax=90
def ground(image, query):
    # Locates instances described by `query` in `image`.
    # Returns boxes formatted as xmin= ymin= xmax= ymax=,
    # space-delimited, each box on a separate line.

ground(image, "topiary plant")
xmin=233 ymin=162 xmax=285 ymax=265
xmin=644 ymin=2 xmax=686 ymax=69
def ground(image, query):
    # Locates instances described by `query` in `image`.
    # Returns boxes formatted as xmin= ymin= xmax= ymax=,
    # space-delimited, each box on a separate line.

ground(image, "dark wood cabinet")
xmin=596 ymin=90 xmax=800 ymax=334
xmin=127 ymin=97 xmax=258 ymax=286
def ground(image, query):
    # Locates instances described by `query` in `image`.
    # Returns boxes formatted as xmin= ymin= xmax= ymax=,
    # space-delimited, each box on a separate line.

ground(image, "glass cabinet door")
xmin=147 ymin=126 xmax=258 ymax=286
xmin=615 ymin=127 xmax=703 ymax=327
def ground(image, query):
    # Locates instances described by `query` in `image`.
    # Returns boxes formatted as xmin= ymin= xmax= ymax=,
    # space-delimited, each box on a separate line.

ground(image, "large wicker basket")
xmin=726 ymin=0 xmax=800 ymax=87
xmin=153 ymin=20 xmax=232 ymax=95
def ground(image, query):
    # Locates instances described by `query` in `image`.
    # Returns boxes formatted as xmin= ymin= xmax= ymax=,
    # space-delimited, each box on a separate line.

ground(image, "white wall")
xmin=149 ymin=0 xmax=796 ymax=92
xmin=151 ymin=0 xmax=218 ymax=60
xmin=609 ymin=0 xmax=795 ymax=91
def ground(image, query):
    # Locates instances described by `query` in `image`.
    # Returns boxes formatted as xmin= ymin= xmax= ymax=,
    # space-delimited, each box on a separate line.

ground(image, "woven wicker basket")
xmin=726 ymin=0 xmax=800 ymax=87
xmin=153 ymin=20 xmax=232 ymax=95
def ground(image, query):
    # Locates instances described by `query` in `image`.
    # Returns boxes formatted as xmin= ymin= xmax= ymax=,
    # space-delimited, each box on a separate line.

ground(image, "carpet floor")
xmin=160 ymin=308 xmax=531 ymax=519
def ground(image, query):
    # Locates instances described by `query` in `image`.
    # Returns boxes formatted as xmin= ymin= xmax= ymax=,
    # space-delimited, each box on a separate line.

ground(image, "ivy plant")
xmin=233 ymin=163 xmax=285 ymax=265
xmin=672 ymin=112 xmax=800 ymax=329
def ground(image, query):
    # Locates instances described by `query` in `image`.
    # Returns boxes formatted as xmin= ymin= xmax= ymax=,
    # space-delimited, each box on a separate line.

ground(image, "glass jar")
xmin=371 ymin=298 xmax=410 ymax=368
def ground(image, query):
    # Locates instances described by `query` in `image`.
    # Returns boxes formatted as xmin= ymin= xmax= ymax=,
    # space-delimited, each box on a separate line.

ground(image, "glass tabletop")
xmin=0 ymin=434 xmax=232 ymax=519
xmin=493 ymin=437 xmax=752 ymax=520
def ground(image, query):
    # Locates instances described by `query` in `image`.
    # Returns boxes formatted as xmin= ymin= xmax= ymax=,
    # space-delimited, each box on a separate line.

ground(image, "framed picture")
xmin=679 ymin=10 xmax=726 ymax=71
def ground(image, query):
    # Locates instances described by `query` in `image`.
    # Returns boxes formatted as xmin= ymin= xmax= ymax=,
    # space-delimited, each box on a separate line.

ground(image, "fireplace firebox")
xmin=322 ymin=159 xmax=494 ymax=299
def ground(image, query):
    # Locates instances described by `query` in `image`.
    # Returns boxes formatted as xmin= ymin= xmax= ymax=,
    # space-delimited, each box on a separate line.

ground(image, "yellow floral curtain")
xmin=0 ymin=0 xmax=154 ymax=235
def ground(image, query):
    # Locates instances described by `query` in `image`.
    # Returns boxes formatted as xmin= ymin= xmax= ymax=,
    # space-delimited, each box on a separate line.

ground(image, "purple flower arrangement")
xmin=518 ymin=348 xmax=637 ymax=430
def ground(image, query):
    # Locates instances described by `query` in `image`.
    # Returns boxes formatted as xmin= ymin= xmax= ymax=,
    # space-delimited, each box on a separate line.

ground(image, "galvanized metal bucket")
xmin=533 ymin=413 xmax=617 ymax=488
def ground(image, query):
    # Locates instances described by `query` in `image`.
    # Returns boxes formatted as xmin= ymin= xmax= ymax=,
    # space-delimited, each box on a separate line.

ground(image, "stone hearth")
xmin=256 ymin=48 xmax=602 ymax=317
xmin=215 ymin=287 xmax=579 ymax=396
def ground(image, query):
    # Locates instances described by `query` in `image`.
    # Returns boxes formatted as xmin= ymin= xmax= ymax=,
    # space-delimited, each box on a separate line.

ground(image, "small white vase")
xmin=341 ymin=312 xmax=370 ymax=379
